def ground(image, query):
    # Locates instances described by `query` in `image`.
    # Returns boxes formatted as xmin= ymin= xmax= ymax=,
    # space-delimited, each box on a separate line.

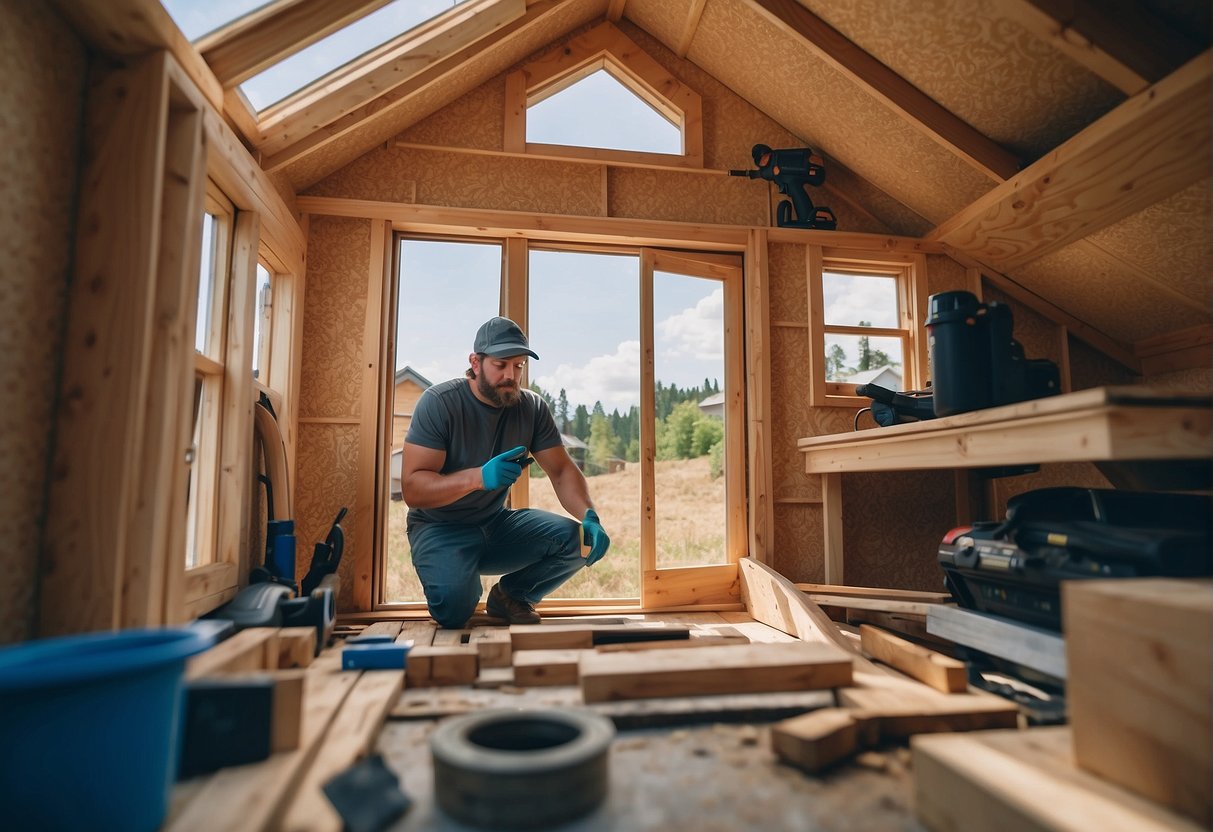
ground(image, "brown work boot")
xmin=486 ymin=583 xmax=540 ymax=625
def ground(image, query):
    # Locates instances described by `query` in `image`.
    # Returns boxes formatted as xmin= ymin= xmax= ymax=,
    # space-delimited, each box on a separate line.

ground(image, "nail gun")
xmin=730 ymin=143 xmax=837 ymax=229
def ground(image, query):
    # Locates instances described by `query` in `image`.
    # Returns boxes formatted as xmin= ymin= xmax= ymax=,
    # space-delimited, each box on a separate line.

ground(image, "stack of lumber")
xmin=911 ymin=578 xmax=1211 ymax=831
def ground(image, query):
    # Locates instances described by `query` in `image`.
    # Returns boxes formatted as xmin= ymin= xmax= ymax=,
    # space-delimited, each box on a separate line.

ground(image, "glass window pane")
xmin=824 ymin=333 xmax=905 ymax=385
xmin=162 ymin=0 xmax=276 ymax=42
xmin=185 ymin=375 xmax=207 ymax=569
xmin=528 ymin=69 xmax=681 ymax=155
xmin=528 ymin=250 xmax=641 ymax=600
xmin=195 ymin=213 xmax=217 ymax=354
xmin=384 ymin=239 xmax=503 ymax=604
xmin=240 ymin=0 xmax=468 ymax=111
xmin=654 ymin=272 xmax=726 ymax=569
xmin=252 ymin=263 xmax=270 ymax=378
xmin=823 ymin=271 xmax=899 ymax=328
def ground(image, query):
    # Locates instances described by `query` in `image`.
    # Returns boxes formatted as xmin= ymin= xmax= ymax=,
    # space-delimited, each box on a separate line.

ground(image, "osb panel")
xmin=772 ymin=503 xmax=825 ymax=584
xmin=622 ymin=0 xmax=692 ymax=49
xmin=1143 ymin=366 xmax=1213 ymax=393
xmin=822 ymin=162 xmax=930 ymax=237
xmin=800 ymin=0 xmax=1124 ymax=161
xmin=607 ymin=168 xmax=766 ymax=224
xmin=983 ymin=285 xmax=1062 ymax=368
xmin=769 ymin=242 xmax=808 ymax=324
xmin=989 ymin=462 xmax=1112 ymax=521
xmin=1010 ymin=239 xmax=1212 ymax=343
xmin=294 ymin=422 xmax=361 ymax=612
xmin=399 ymin=75 xmax=507 ymax=151
xmin=1085 ymin=178 xmax=1212 ymax=306
xmin=770 ymin=327 xmax=815 ymax=499
xmin=0 ymin=0 xmax=86 ymax=643
xmin=284 ymin=0 xmax=605 ymax=190
xmin=300 ymin=217 xmax=371 ymax=420
xmin=841 ymin=470 xmax=956 ymax=591
xmin=310 ymin=145 xmax=604 ymax=215
xmin=926 ymin=253 xmax=968 ymax=297
xmin=687 ymin=0 xmax=994 ymax=224
xmin=1067 ymin=334 xmax=1135 ymax=391
xmin=303 ymin=144 xmax=419 ymax=204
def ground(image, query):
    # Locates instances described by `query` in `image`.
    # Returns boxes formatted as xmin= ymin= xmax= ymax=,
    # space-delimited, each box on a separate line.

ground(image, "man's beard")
xmin=478 ymin=374 xmax=521 ymax=407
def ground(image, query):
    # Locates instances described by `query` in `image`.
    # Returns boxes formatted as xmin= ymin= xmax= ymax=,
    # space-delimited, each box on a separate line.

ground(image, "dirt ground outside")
xmin=384 ymin=456 xmax=727 ymax=604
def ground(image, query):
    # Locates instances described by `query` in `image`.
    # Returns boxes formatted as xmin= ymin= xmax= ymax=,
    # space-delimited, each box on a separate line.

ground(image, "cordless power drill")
xmin=730 ymin=144 xmax=837 ymax=230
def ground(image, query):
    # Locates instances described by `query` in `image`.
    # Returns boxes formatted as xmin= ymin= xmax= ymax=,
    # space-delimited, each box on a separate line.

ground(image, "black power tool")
xmin=730 ymin=144 xmax=837 ymax=229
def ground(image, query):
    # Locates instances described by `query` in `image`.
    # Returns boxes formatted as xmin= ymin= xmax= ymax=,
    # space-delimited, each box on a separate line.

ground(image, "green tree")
xmin=657 ymin=400 xmax=700 ymax=460
xmin=555 ymin=388 xmax=570 ymax=433
xmin=691 ymin=417 xmax=723 ymax=456
xmin=826 ymin=344 xmax=847 ymax=378
xmin=587 ymin=413 xmax=622 ymax=474
xmin=572 ymin=404 xmax=589 ymax=440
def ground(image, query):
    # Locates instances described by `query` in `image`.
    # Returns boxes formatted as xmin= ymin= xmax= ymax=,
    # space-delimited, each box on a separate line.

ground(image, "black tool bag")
xmin=938 ymin=487 xmax=1212 ymax=631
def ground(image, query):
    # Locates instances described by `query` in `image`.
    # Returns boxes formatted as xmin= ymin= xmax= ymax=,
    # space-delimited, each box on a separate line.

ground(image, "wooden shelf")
xmin=798 ymin=387 xmax=1212 ymax=474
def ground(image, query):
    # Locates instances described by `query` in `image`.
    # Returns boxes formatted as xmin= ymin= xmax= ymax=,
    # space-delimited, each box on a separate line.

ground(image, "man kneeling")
xmin=400 ymin=316 xmax=610 ymax=628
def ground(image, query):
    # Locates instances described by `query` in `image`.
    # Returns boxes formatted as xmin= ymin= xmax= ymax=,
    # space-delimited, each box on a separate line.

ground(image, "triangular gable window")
xmin=505 ymin=22 xmax=703 ymax=168
xmin=528 ymin=68 xmax=682 ymax=155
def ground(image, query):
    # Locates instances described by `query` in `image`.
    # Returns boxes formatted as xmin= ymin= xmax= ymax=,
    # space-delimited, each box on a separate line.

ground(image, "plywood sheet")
xmin=294 ymin=422 xmax=361 ymax=610
xmin=607 ymin=167 xmax=767 ymax=225
xmin=769 ymin=243 xmax=808 ymax=324
xmin=687 ymin=0 xmax=994 ymax=224
xmin=1068 ymin=335 xmax=1136 ymax=391
xmin=983 ymin=285 xmax=1062 ymax=368
xmin=925 ymin=253 xmax=968 ymax=298
xmin=621 ymin=0 xmax=693 ymax=53
xmin=800 ymin=0 xmax=1125 ymax=160
xmin=399 ymin=75 xmax=507 ymax=150
xmin=0 ymin=0 xmax=87 ymax=643
xmin=772 ymin=502 xmax=824 ymax=584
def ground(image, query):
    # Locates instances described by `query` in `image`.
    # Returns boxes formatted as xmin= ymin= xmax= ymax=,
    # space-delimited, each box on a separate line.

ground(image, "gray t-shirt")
xmin=405 ymin=378 xmax=562 ymax=526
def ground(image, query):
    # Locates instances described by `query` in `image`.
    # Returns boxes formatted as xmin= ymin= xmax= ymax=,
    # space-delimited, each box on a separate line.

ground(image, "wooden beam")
xmin=675 ymin=0 xmax=708 ymax=58
xmin=256 ymin=0 xmax=527 ymax=156
xmin=745 ymin=0 xmax=1021 ymax=182
xmin=928 ymin=51 xmax=1212 ymax=271
xmin=1136 ymin=324 xmax=1213 ymax=377
xmin=200 ymin=0 xmax=395 ymax=89
xmin=745 ymin=230 xmax=775 ymax=565
xmin=51 ymin=0 xmax=225 ymax=111
xmin=606 ymin=0 xmax=626 ymax=22
xmin=859 ymin=624 xmax=967 ymax=693
xmin=260 ymin=0 xmax=570 ymax=173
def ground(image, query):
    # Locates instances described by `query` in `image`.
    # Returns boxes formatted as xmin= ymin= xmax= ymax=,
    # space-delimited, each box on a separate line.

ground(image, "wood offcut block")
xmin=1065 ymin=579 xmax=1212 ymax=826
xmin=470 ymin=628 xmax=513 ymax=667
xmin=405 ymin=645 xmax=478 ymax=688
xmin=579 ymin=642 xmax=853 ymax=703
xmin=512 ymin=649 xmax=585 ymax=686
xmin=839 ymin=665 xmax=1018 ymax=740
xmin=186 ymin=627 xmax=279 ymax=680
xmin=271 ymin=670 xmax=306 ymax=752
xmin=860 ymin=624 xmax=967 ymax=693
xmin=771 ymin=708 xmax=859 ymax=773
xmin=277 ymin=626 xmax=317 ymax=668
xmin=509 ymin=624 xmax=692 ymax=651
xmin=913 ymin=727 xmax=1204 ymax=832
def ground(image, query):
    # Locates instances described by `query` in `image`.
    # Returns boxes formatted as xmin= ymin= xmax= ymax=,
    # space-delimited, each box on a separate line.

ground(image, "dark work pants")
xmin=407 ymin=508 xmax=585 ymax=629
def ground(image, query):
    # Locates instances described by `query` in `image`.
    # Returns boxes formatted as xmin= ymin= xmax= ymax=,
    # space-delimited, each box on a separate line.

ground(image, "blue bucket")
xmin=0 ymin=628 xmax=214 ymax=832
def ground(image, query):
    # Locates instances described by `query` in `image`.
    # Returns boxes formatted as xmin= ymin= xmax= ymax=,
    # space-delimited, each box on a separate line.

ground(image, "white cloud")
xmin=823 ymin=273 xmax=899 ymax=328
xmin=534 ymin=340 xmax=641 ymax=414
xmin=657 ymin=287 xmax=723 ymax=360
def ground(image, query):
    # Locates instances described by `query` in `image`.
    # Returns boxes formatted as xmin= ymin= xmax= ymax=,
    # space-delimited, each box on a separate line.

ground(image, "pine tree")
xmin=572 ymin=404 xmax=590 ymax=440
xmin=556 ymin=388 xmax=570 ymax=433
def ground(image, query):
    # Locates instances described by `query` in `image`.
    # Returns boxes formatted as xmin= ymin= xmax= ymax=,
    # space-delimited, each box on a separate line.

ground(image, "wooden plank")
xmin=807 ymin=596 xmax=938 ymax=616
xmin=606 ymin=0 xmax=626 ymax=22
xmin=859 ymin=624 xmax=967 ymax=693
xmin=278 ymin=627 xmax=318 ymax=668
xmin=822 ymin=473 xmax=844 ymax=584
xmin=929 ymin=52 xmax=1211 ymax=270
xmin=260 ymin=0 xmax=570 ymax=171
xmin=675 ymin=0 xmax=708 ymax=57
xmin=509 ymin=624 xmax=693 ymax=651
xmin=642 ymin=565 xmax=740 ymax=607
xmin=360 ymin=621 xmax=403 ymax=639
xmin=738 ymin=557 xmax=867 ymax=659
xmin=1136 ymin=324 xmax=1213 ymax=377
xmin=187 ymin=628 xmax=280 ymax=680
xmin=51 ymin=0 xmax=225 ymax=110
xmin=770 ymin=708 xmax=859 ymax=774
xmin=927 ymin=605 xmax=1066 ymax=680
xmin=796 ymin=584 xmax=953 ymax=604
xmin=256 ymin=0 xmax=526 ymax=155
xmin=595 ymin=635 xmax=746 ymax=653
xmin=512 ymin=649 xmax=586 ymax=686
xmin=279 ymin=669 xmax=404 ymax=832
xmin=745 ymin=0 xmax=1020 ymax=181
xmin=271 ymin=670 xmax=306 ymax=752
xmin=469 ymin=627 xmax=513 ymax=668
xmin=580 ymin=642 xmax=853 ymax=703
xmin=200 ymin=0 xmax=394 ymax=88
xmin=405 ymin=646 xmax=478 ymax=687
xmin=168 ymin=650 xmax=360 ymax=832
xmin=846 ymin=609 xmax=950 ymax=649
xmin=913 ymin=727 xmax=1206 ymax=832
xmin=745 ymin=229 xmax=775 ymax=564
xmin=1065 ymin=579 xmax=1212 ymax=826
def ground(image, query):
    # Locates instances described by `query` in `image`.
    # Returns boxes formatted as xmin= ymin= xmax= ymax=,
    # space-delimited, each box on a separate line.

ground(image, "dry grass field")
xmin=384 ymin=456 xmax=726 ymax=604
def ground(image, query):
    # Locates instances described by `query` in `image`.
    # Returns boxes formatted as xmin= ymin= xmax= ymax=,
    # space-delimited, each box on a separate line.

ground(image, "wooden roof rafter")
xmin=254 ymin=0 xmax=528 ymax=158
xmin=743 ymin=0 xmax=1022 ymax=183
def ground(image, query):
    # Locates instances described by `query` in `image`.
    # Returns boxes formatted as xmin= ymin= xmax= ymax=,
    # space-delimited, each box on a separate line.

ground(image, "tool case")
xmin=938 ymin=487 xmax=1212 ymax=631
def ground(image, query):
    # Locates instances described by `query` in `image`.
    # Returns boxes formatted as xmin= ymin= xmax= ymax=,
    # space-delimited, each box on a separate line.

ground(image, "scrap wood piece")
xmin=279 ymin=669 xmax=405 ymax=832
xmin=469 ymin=627 xmax=512 ymax=667
xmin=397 ymin=620 xmax=437 ymax=647
xmin=592 ymin=689 xmax=834 ymax=730
xmin=690 ymin=624 xmax=750 ymax=642
xmin=771 ymin=708 xmax=859 ymax=774
xmin=509 ymin=623 xmax=691 ymax=650
xmin=860 ymin=624 xmax=968 ymax=693
xmin=913 ymin=727 xmax=1205 ymax=832
xmin=512 ymin=649 xmax=587 ymax=687
xmin=595 ymin=635 xmax=746 ymax=653
xmin=359 ymin=621 xmax=404 ymax=639
xmin=187 ymin=627 xmax=279 ymax=680
xmin=838 ymin=663 xmax=1018 ymax=741
xmin=580 ymin=641 xmax=853 ymax=703
xmin=805 ymin=595 xmax=939 ymax=616
xmin=405 ymin=645 xmax=478 ymax=688
xmin=795 ymin=583 xmax=953 ymax=604
xmin=846 ymin=608 xmax=951 ymax=649
xmin=167 ymin=650 xmax=361 ymax=832
xmin=278 ymin=627 xmax=318 ymax=668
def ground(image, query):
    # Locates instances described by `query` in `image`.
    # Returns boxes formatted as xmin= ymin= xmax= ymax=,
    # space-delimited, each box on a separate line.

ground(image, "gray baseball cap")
xmin=473 ymin=316 xmax=539 ymax=360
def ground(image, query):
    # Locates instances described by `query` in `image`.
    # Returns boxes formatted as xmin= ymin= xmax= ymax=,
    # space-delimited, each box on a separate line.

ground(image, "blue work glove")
xmin=481 ymin=445 xmax=528 ymax=490
xmin=581 ymin=508 xmax=610 ymax=566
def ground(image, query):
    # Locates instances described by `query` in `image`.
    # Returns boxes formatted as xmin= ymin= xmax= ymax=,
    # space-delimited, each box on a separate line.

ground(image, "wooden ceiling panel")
xmin=622 ymin=0 xmax=693 ymax=50
xmin=1009 ymin=238 xmax=1212 ymax=343
xmin=686 ymin=0 xmax=993 ymax=224
xmin=282 ymin=0 xmax=605 ymax=190
xmin=798 ymin=0 xmax=1125 ymax=162
xmin=398 ymin=77 xmax=508 ymax=150
xmin=1084 ymin=177 xmax=1212 ymax=307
